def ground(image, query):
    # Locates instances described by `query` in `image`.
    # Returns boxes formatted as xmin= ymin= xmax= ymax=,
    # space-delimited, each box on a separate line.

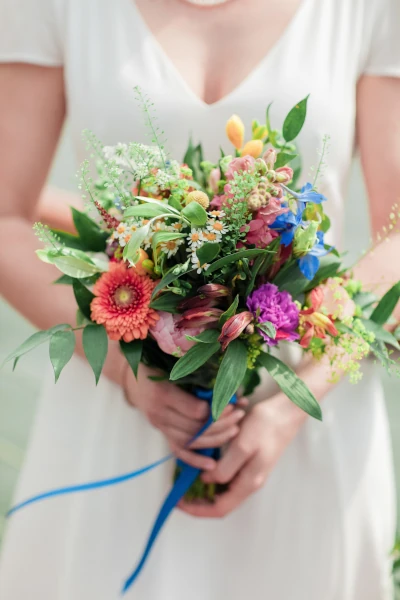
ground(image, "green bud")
xmin=344 ymin=279 xmax=362 ymax=297
xmin=293 ymin=221 xmax=319 ymax=257
xmin=219 ymin=155 xmax=234 ymax=174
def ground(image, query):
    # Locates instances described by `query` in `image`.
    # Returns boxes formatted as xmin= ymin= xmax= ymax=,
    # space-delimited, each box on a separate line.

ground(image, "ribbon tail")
xmin=122 ymin=448 xmax=213 ymax=594
xmin=7 ymin=454 xmax=173 ymax=518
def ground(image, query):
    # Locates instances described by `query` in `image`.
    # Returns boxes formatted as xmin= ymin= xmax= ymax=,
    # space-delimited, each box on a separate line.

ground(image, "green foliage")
xmin=362 ymin=319 xmax=400 ymax=350
xmin=120 ymin=339 xmax=143 ymax=379
xmin=242 ymin=368 xmax=261 ymax=397
xmin=184 ymin=330 xmax=221 ymax=344
xmin=150 ymin=292 xmax=182 ymax=313
xmin=124 ymin=203 xmax=170 ymax=219
xmin=196 ymin=243 xmax=221 ymax=265
xmin=212 ymin=340 xmax=248 ymax=420
xmin=71 ymin=208 xmax=108 ymax=251
xmin=205 ymin=248 xmax=272 ymax=275
xmin=183 ymin=138 xmax=206 ymax=187
xmin=123 ymin=223 xmax=151 ymax=262
xmin=151 ymin=231 xmax=186 ymax=253
xmin=73 ymin=279 xmax=95 ymax=320
xmin=134 ymin=86 xmax=168 ymax=169
xmin=258 ymin=352 xmax=322 ymax=420
xmin=2 ymin=324 xmax=72 ymax=368
xmin=275 ymin=152 xmax=298 ymax=169
xmin=181 ymin=201 xmax=208 ymax=226
xmin=170 ymin=340 xmax=221 ymax=381
xmin=370 ymin=281 xmax=400 ymax=326
xmin=219 ymin=295 xmax=239 ymax=326
xmin=83 ymin=324 xmax=108 ymax=384
xmin=36 ymin=247 xmax=105 ymax=279
xmin=50 ymin=229 xmax=86 ymax=250
xmin=49 ymin=330 xmax=76 ymax=382
xmin=256 ymin=321 xmax=276 ymax=339
xmin=282 ymin=95 xmax=309 ymax=142
xmin=152 ymin=261 xmax=192 ymax=297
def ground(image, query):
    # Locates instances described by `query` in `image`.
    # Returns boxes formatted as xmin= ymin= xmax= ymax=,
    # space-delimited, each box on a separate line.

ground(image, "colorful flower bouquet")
xmin=3 ymin=91 xmax=400 ymax=590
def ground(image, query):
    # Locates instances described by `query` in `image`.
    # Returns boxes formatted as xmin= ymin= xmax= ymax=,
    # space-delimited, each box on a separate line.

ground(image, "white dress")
xmin=1 ymin=0 xmax=400 ymax=598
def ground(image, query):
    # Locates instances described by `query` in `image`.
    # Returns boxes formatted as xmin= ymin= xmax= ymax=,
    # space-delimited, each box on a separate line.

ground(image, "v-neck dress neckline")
xmin=126 ymin=0 xmax=313 ymax=109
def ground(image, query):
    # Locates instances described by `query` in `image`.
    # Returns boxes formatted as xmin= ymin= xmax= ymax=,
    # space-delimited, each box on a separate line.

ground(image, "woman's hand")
xmin=177 ymin=393 xmax=303 ymax=517
xmin=123 ymin=364 xmax=247 ymax=471
xmin=178 ymin=358 xmax=333 ymax=518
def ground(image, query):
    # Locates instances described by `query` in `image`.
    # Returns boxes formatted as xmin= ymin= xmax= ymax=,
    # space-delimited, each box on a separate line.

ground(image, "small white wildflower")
xmin=155 ymin=169 xmax=174 ymax=190
xmin=187 ymin=228 xmax=205 ymax=250
xmin=160 ymin=238 xmax=184 ymax=258
xmin=206 ymin=218 xmax=228 ymax=235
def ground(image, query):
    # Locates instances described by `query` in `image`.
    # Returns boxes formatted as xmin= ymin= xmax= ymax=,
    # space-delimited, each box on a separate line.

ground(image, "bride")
xmin=0 ymin=0 xmax=399 ymax=598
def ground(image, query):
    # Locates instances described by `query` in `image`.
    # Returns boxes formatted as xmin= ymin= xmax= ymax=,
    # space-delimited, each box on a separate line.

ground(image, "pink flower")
xmin=263 ymin=148 xmax=277 ymax=169
xmin=317 ymin=278 xmax=356 ymax=320
xmin=150 ymin=311 xmax=204 ymax=357
xmin=210 ymin=194 xmax=228 ymax=209
xmin=275 ymin=166 xmax=294 ymax=184
xmin=226 ymin=155 xmax=256 ymax=181
xmin=257 ymin=198 xmax=288 ymax=225
xmin=243 ymin=219 xmax=278 ymax=248
xmin=218 ymin=312 xmax=253 ymax=351
xmin=209 ymin=167 xmax=221 ymax=193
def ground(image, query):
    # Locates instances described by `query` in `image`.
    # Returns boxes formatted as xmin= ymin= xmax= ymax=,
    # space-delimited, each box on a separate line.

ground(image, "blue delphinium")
xmin=298 ymin=231 xmax=330 ymax=280
xmin=281 ymin=182 xmax=327 ymax=204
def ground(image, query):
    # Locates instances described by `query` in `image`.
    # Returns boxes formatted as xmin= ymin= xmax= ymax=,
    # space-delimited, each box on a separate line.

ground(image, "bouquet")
xmin=4 ymin=90 xmax=400 ymax=591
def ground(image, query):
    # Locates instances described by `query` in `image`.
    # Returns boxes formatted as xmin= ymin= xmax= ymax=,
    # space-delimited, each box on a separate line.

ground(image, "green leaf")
xmin=212 ymin=340 xmax=248 ymax=420
xmin=273 ymin=263 xmax=309 ymax=297
xmin=123 ymin=204 xmax=171 ymax=219
xmin=256 ymin=321 xmax=276 ymax=339
xmin=150 ymin=292 xmax=182 ymax=313
xmin=123 ymin=223 xmax=151 ymax=262
xmin=274 ymin=152 xmax=298 ymax=169
xmin=151 ymin=231 xmax=186 ymax=252
xmin=265 ymin=102 xmax=273 ymax=133
xmin=54 ymin=274 xmax=75 ymax=285
xmin=258 ymin=353 xmax=322 ymax=420
xmin=170 ymin=340 xmax=220 ymax=381
xmin=152 ymin=262 xmax=192 ymax=298
xmin=76 ymin=308 xmax=91 ymax=327
xmin=185 ymin=329 xmax=221 ymax=344
xmin=206 ymin=249 xmax=271 ymax=275
xmin=362 ymin=319 xmax=400 ymax=350
xmin=168 ymin=196 xmax=183 ymax=212
xmin=52 ymin=255 xmax=102 ymax=279
xmin=2 ymin=324 xmax=71 ymax=367
xmin=73 ymin=279 xmax=95 ymax=320
xmin=369 ymin=339 xmax=392 ymax=370
xmin=242 ymin=368 xmax=261 ymax=397
xmin=219 ymin=295 xmax=239 ymax=326
xmin=120 ymin=339 xmax=143 ymax=379
xmin=353 ymin=291 xmax=378 ymax=310
xmin=49 ymin=330 xmax=76 ymax=382
xmin=196 ymin=243 xmax=220 ymax=266
xmin=148 ymin=374 xmax=169 ymax=382
xmin=182 ymin=202 xmax=208 ymax=227
xmin=50 ymin=229 xmax=86 ymax=251
xmin=370 ymin=281 xmax=400 ymax=326
xmin=71 ymin=207 xmax=108 ymax=251
xmin=282 ymin=95 xmax=309 ymax=143
xmin=83 ymin=324 xmax=108 ymax=384
xmin=245 ymin=254 xmax=267 ymax=296
xmin=304 ymin=254 xmax=342 ymax=291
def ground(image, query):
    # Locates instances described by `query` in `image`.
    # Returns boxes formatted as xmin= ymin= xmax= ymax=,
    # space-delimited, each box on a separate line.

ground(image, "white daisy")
xmin=187 ymin=228 xmax=205 ymax=250
xmin=160 ymin=238 xmax=184 ymax=258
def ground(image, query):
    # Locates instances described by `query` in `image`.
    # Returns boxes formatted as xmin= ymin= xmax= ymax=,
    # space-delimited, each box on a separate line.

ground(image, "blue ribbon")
xmin=7 ymin=388 xmax=236 ymax=594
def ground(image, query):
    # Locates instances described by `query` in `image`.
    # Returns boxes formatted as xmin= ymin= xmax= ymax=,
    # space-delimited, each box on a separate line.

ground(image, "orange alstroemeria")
xmin=299 ymin=287 xmax=338 ymax=348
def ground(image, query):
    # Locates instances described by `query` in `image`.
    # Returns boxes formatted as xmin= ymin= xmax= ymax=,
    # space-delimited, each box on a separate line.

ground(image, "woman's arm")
xmin=180 ymin=75 xmax=400 ymax=518
xmin=0 ymin=63 xmax=125 ymax=385
xmin=34 ymin=185 xmax=82 ymax=234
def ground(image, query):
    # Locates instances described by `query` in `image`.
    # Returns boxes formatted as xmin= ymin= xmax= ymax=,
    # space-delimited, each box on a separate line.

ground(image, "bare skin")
xmin=1 ymin=0 xmax=399 ymax=518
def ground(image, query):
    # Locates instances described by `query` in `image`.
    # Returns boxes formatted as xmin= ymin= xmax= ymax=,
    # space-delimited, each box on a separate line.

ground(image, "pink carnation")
xmin=226 ymin=155 xmax=256 ymax=180
xmin=150 ymin=311 xmax=204 ymax=357
xmin=257 ymin=199 xmax=288 ymax=225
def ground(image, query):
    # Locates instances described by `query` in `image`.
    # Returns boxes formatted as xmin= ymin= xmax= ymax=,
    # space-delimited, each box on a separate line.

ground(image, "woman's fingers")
xmin=201 ymin=432 xmax=255 ymax=484
xmin=170 ymin=445 xmax=217 ymax=471
xmin=167 ymin=390 xmax=210 ymax=421
xmin=179 ymin=452 xmax=266 ymax=518
xmin=191 ymin=409 xmax=245 ymax=448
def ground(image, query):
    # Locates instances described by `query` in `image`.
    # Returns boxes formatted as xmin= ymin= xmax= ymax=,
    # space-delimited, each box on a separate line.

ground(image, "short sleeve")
xmin=0 ymin=0 xmax=63 ymax=66
xmin=362 ymin=0 xmax=400 ymax=77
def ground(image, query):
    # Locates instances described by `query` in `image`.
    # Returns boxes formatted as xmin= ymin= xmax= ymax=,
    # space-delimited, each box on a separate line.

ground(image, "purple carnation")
xmin=247 ymin=283 xmax=299 ymax=346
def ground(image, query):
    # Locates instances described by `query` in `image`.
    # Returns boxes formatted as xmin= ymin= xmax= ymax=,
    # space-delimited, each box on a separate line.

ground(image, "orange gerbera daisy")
xmin=91 ymin=262 xmax=158 ymax=342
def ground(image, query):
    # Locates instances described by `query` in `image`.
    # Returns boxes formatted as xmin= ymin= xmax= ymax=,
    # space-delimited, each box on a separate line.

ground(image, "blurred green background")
xmin=0 ymin=135 xmax=399 ymax=569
